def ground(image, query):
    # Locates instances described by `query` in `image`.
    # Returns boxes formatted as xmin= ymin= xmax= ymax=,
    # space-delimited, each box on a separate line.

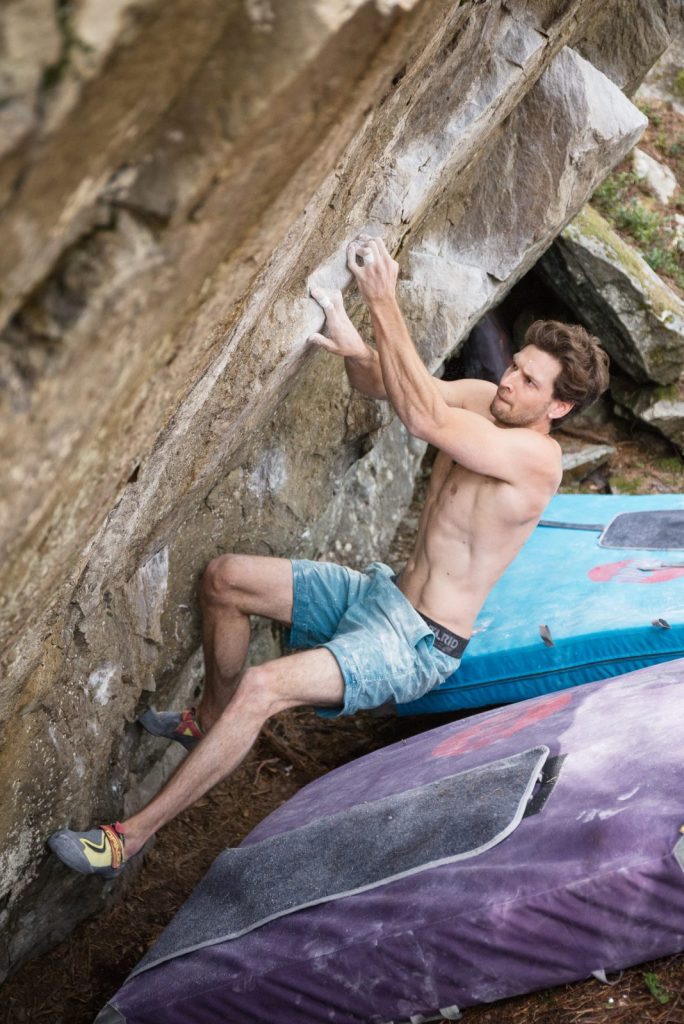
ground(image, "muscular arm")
xmin=345 ymin=346 xmax=386 ymax=400
xmin=347 ymin=237 xmax=559 ymax=486
xmin=309 ymin=283 xmax=486 ymax=406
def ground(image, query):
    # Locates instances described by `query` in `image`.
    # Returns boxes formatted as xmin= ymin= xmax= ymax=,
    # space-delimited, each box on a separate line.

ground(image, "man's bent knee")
xmin=200 ymin=554 xmax=252 ymax=606
xmin=229 ymin=663 xmax=294 ymax=722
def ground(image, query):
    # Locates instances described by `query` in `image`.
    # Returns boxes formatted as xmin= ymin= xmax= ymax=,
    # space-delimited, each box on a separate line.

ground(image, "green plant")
xmin=656 ymin=456 xmax=683 ymax=474
xmin=614 ymin=200 xmax=661 ymax=246
xmin=645 ymin=245 xmax=679 ymax=275
xmin=674 ymin=68 xmax=684 ymax=101
xmin=643 ymin=971 xmax=671 ymax=1005
xmin=593 ymin=171 xmax=637 ymax=210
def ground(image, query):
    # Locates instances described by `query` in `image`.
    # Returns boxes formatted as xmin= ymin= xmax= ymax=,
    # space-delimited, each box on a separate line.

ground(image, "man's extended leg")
xmin=49 ymin=646 xmax=344 ymax=872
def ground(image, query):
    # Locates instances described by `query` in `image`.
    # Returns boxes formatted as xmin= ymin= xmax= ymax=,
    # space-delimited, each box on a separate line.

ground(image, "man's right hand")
xmin=309 ymin=286 xmax=368 ymax=360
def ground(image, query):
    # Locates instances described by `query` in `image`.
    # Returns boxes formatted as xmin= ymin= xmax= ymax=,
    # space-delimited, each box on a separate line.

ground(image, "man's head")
xmin=490 ymin=320 xmax=609 ymax=431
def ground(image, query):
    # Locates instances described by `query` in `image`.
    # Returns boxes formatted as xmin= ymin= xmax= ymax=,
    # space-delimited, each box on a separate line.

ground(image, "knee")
xmin=200 ymin=554 xmax=248 ymax=606
xmin=230 ymin=663 xmax=286 ymax=721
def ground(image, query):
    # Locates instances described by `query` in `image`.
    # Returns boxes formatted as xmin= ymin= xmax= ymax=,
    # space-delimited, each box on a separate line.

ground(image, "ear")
xmin=548 ymin=398 xmax=574 ymax=422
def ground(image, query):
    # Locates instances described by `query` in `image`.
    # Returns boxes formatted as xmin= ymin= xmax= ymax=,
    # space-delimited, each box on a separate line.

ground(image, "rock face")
xmin=559 ymin=440 xmax=617 ymax=482
xmin=632 ymin=146 xmax=679 ymax=204
xmin=0 ymin=0 xmax=675 ymax=978
xmin=573 ymin=0 xmax=682 ymax=97
xmin=612 ymin=373 xmax=684 ymax=449
xmin=539 ymin=205 xmax=684 ymax=385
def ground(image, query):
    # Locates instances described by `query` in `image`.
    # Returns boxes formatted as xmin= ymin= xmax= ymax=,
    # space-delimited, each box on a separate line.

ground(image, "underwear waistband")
xmin=418 ymin=611 xmax=469 ymax=659
xmin=390 ymin=574 xmax=469 ymax=658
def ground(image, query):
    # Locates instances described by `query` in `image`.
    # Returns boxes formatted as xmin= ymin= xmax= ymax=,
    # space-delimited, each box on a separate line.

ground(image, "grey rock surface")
xmin=539 ymin=205 xmax=684 ymax=385
xmin=635 ymin=33 xmax=684 ymax=115
xmin=559 ymin=441 xmax=616 ymax=481
xmin=573 ymin=0 xmax=684 ymax=96
xmin=612 ymin=373 xmax=684 ymax=451
xmin=632 ymin=146 xmax=679 ymax=204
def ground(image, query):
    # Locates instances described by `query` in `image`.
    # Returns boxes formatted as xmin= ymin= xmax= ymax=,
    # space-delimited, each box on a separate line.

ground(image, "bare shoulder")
xmin=517 ymin=429 xmax=563 ymax=486
xmin=435 ymin=377 xmax=497 ymax=415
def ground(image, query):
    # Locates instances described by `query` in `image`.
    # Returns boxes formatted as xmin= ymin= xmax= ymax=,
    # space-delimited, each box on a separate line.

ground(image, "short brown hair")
xmin=524 ymin=320 xmax=610 ymax=424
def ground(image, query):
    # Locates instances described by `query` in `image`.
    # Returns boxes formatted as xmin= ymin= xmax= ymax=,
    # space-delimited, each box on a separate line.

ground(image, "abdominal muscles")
xmin=398 ymin=456 xmax=541 ymax=636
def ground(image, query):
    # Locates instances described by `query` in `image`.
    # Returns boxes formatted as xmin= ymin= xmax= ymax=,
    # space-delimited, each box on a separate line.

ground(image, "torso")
xmin=396 ymin=385 xmax=562 ymax=637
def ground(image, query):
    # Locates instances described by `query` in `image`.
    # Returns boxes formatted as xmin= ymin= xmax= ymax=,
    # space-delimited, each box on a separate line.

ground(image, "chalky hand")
xmin=347 ymin=235 xmax=399 ymax=304
xmin=309 ymin=285 xmax=367 ymax=358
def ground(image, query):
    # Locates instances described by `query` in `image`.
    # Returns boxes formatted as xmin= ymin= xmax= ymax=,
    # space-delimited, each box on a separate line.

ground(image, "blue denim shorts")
xmin=286 ymin=559 xmax=462 ymax=717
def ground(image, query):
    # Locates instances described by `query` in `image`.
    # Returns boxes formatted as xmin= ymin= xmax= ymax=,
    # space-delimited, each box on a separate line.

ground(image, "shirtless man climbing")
xmin=49 ymin=235 xmax=609 ymax=876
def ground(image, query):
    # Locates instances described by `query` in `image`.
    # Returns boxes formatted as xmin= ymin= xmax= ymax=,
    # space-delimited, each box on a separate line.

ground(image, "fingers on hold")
xmin=310 ymin=286 xmax=333 ymax=310
xmin=347 ymin=242 xmax=362 ymax=274
xmin=308 ymin=333 xmax=330 ymax=348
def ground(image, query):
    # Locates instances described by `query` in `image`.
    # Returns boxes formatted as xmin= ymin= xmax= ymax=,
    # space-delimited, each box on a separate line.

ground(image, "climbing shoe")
xmin=137 ymin=706 xmax=205 ymax=751
xmin=48 ymin=823 xmax=127 ymax=878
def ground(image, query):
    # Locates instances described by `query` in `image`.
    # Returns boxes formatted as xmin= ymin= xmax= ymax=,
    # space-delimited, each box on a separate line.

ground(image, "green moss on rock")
xmin=566 ymin=205 xmax=682 ymax=324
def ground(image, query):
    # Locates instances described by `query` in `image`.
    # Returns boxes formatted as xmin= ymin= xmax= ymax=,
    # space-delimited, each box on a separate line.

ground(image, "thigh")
xmin=216 ymin=554 xmax=296 ymax=623
xmin=264 ymin=647 xmax=346 ymax=712
xmin=288 ymin=559 xmax=368 ymax=649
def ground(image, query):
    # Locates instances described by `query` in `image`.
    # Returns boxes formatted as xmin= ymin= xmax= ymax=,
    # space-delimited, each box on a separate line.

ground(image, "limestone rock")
xmin=539 ymin=204 xmax=684 ymax=385
xmin=612 ymin=373 xmax=684 ymax=451
xmin=632 ymin=146 xmax=679 ymax=204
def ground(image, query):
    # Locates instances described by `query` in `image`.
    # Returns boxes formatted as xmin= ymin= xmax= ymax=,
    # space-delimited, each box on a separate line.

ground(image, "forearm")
xmin=369 ymin=298 xmax=443 ymax=434
xmin=345 ymin=345 xmax=387 ymax=400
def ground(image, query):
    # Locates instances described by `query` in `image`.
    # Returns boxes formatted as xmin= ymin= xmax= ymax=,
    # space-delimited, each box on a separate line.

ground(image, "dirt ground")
xmin=3 ymin=414 xmax=683 ymax=1024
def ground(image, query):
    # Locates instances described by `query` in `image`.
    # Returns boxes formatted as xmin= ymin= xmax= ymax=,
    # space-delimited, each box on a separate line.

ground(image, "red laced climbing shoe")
xmin=137 ymin=706 xmax=205 ymax=751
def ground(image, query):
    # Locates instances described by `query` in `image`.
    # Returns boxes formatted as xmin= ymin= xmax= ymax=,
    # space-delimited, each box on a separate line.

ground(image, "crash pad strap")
xmin=130 ymin=746 xmax=549 ymax=978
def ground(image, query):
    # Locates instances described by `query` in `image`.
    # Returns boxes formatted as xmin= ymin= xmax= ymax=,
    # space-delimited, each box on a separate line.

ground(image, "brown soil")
xmin=3 ymin=423 xmax=684 ymax=1024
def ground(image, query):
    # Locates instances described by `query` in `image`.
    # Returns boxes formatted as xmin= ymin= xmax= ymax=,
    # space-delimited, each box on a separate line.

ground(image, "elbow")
xmin=403 ymin=411 xmax=441 ymax=442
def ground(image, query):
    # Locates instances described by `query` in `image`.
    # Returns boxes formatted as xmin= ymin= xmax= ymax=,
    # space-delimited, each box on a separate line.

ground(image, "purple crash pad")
xmin=100 ymin=659 xmax=684 ymax=1024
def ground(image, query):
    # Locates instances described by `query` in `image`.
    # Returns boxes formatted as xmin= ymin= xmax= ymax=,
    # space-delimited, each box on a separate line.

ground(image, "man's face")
xmin=490 ymin=345 xmax=564 ymax=428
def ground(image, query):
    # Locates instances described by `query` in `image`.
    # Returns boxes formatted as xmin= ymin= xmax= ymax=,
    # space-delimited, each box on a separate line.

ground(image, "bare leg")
xmin=198 ymin=554 xmax=295 ymax=729
xmin=122 ymin=647 xmax=343 ymax=856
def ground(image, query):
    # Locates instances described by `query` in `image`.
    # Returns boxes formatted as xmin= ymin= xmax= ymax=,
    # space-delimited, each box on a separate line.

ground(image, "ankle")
xmin=196 ymin=703 xmax=219 ymax=733
xmin=117 ymin=822 xmax=145 ymax=859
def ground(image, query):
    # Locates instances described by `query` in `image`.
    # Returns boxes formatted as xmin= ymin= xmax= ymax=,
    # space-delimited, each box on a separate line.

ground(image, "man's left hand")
xmin=347 ymin=235 xmax=399 ymax=305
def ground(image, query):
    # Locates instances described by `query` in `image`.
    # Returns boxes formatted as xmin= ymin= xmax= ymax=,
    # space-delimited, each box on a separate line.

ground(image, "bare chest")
xmin=427 ymin=455 xmax=532 ymax=533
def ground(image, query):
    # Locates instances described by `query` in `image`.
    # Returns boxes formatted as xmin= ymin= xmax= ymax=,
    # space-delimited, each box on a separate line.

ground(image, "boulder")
xmin=612 ymin=372 xmax=684 ymax=451
xmin=632 ymin=146 xmax=679 ymax=204
xmin=539 ymin=204 xmax=684 ymax=385
xmin=559 ymin=440 xmax=616 ymax=482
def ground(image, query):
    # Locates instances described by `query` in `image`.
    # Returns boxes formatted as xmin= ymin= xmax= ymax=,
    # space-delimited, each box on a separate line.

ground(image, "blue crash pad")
xmin=400 ymin=493 xmax=684 ymax=714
